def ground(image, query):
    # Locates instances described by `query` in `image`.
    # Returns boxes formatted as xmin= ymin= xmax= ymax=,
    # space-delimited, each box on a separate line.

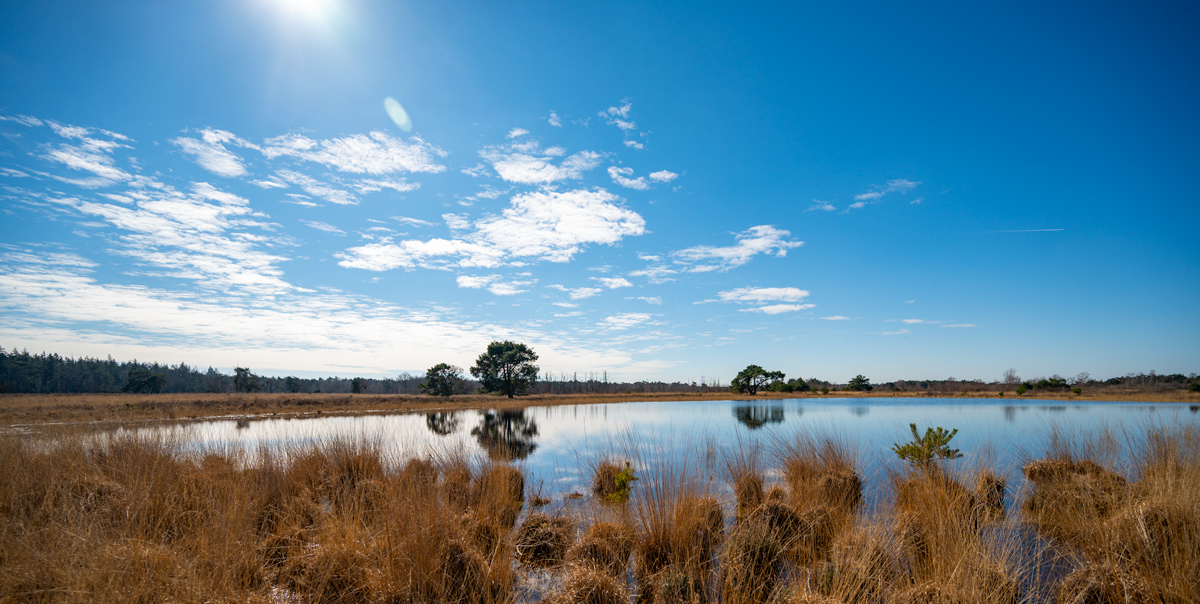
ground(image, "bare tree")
xmin=1002 ymin=368 xmax=1020 ymax=385
xmin=1071 ymin=372 xmax=1091 ymax=386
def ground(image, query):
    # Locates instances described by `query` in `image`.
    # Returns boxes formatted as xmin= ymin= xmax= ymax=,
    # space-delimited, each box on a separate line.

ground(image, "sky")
xmin=1 ymin=0 xmax=1197 ymax=383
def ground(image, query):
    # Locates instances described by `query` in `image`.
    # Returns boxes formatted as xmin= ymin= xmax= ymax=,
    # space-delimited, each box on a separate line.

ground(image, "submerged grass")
xmin=0 ymin=423 xmax=1196 ymax=602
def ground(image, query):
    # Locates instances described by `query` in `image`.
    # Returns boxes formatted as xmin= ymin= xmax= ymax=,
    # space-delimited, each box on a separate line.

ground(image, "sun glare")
xmin=272 ymin=0 xmax=334 ymax=24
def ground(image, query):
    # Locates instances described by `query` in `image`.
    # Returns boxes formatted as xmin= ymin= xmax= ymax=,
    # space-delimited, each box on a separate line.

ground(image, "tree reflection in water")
xmin=471 ymin=409 xmax=539 ymax=460
xmin=425 ymin=412 xmax=461 ymax=436
xmin=733 ymin=405 xmax=785 ymax=429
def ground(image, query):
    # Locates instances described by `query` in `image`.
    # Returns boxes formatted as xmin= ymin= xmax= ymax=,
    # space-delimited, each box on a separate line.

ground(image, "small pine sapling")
xmin=892 ymin=423 xmax=963 ymax=473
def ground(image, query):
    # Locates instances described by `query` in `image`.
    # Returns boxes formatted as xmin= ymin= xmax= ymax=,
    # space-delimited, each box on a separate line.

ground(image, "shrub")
xmin=1016 ymin=384 xmax=1028 ymax=395
xmin=891 ymin=424 xmax=963 ymax=473
xmin=1072 ymin=387 xmax=1082 ymax=394
xmin=1189 ymin=382 xmax=1199 ymax=392
xmin=593 ymin=461 xmax=637 ymax=503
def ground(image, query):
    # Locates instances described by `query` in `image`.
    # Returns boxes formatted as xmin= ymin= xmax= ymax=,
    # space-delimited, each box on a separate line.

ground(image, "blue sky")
xmin=1 ymin=0 xmax=1197 ymax=382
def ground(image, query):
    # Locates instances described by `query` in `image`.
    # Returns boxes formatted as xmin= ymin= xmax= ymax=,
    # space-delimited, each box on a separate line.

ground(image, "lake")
xmin=119 ymin=397 xmax=1199 ymax=506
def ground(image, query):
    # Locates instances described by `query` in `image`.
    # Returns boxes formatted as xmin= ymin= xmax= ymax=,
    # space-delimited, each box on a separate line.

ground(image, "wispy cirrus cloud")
xmin=38 ymin=121 xmax=132 ymax=187
xmin=608 ymin=166 xmax=651 ymax=190
xmin=820 ymin=315 xmax=851 ymax=321
xmin=171 ymin=128 xmax=258 ymax=178
xmin=882 ymin=329 xmax=910 ymax=335
xmin=672 ymin=225 xmax=802 ymax=272
xmin=336 ymin=188 xmax=645 ymax=271
xmin=301 ymin=220 xmax=345 ymax=235
xmin=275 ymin=170 xmax=357 ymax=205
xmin=849 ymin=179 xmax=921 ymax=209
xmin=262 ymin=131 xmax=447 ymax=175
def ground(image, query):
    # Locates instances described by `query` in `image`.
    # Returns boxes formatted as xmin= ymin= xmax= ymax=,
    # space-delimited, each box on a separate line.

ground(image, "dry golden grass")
xmin=0 ymin=424 xmax=1196 ymax=602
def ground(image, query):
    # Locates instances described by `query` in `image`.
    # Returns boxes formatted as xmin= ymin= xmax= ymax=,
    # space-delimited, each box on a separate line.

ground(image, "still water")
xmin=125 ymin=397 xmax=1198 ymax=503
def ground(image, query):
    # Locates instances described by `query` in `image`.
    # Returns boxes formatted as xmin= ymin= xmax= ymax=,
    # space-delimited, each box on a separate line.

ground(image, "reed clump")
xmin=565 ymin=521 xmax=634 ymax=577
xmin=515 ymin=513 xmax=575 ymax=568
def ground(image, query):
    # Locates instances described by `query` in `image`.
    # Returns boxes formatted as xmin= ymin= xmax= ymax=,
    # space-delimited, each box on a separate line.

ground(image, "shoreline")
xmin=2 ymin=388 xmax=1197 ymax=429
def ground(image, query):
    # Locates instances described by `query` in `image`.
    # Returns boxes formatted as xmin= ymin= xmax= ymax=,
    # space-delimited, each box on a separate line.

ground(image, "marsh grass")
xmin=0 ymin=424 xmax=1196 ymax=603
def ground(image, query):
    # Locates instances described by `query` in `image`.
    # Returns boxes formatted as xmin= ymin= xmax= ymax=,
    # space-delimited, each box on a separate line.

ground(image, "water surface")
xmin=122 ymin=397 xmax=1198 ymax=502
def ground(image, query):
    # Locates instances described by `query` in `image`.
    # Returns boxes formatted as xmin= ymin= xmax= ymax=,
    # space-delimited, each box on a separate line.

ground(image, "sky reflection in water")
xmin=128 ymin=398 xmax=1199 ymax=504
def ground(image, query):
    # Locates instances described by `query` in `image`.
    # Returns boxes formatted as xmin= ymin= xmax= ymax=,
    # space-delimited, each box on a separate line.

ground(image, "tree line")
xmin=2 ymin=346 xmax=1195 ymax=396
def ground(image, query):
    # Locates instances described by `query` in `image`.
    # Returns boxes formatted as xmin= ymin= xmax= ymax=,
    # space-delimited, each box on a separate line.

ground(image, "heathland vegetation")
xmin=0 ymin=423 xmax=1195 ymax=602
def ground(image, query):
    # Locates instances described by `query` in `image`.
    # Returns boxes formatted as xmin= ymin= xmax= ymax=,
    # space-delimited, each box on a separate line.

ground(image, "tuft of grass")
xmin=514 ymin=513 xmax=575 ymax=568
xmin=545 ymin=564 xmax=630 ymax=604
xmin=720 ymin=519 xmax=784 ymax=604
xmin=565 ymin=521 xmax=634 ymax=577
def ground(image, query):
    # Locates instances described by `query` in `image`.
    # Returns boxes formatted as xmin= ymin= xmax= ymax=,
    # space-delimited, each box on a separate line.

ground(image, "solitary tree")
xmin=470 ymin=341 xmax=539 ymax=398
xmin=847 ymin=375 xmax=873 ymax=391
xmin=233 ymin=367 xmax=262 ymax=393
xmin=729 ymin=365 xmax=785 ymax=395
xmin=420 ymin=363 xmax=468 ymax=397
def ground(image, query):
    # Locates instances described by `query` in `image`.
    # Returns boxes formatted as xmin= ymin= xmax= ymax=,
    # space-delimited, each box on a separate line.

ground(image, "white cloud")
xmin=820 ymin=315 xmax=850 ymax=321
xmin=262 ymin=131 xmax=447 ymax=175
xmin=637 ymin=253 xmax=661 ymax=262
xmin=393 ymin=216 xmax=434 ymax=227
xmin=480 ymin=138 xmax=602 ymax=184
xmin=552 ymin=302 xmax=578 ymax=308
xmin=569 ymin=287 xmax=603 ymax=300
xmin=442 ymin=213 xmax=471 ymax=231
xmin=739 ymin=304 xmax=815 ymax=314
xmin=900 ymin=319 xmax=939 ymax=324
xmin=252 ymin=179 xmax=288 ymax=189
xmin=593 ymin=277 xmax=633 ymax=289
xmin=39 ymin=122 xmax=132 ymax=187
xmin=608 ymin=166 xmax=651 ymax=190
xmin=171 ymin=129 xmax=256 ymax=178
xmin=624 ymin=140 xmax=645 ymax=150
xmin=941 ymin=324 xmax=976 ymax=328
xmin=337 ymin=188 xmax=645 ymax=271
xmin=649 ymin=170 xmax=678 ymax=183
xmin=0 ymin=114 xmax=44 ymax=127
xmin=39 ymin=181 xmax=294 ymax=295
xmin=629 ymin=264 xmax=676 ymax=284
xmin=507 ymin=128 xmax=529 ymax=138
xmin=633 ymin=296 xmax=662 ymax=305
xmin=601 ymin=312 xmax=651 ymax=330
xmin=455 ymin=274 xmax=535 ymax=296
xmin=275 ymin=170 xmax=357 ymax=205
xmin=911 ymin=198 xmax=923 ymax=205
xmin=854 ymin=179 xmax=921 ymax=203
xmin=882 ymin=329 xmax=910 ymax=335
xmin=848 ymin=201 xmax=866 ymax=210
xmin=716 ymin=287 xmax=810 ymax=304
xmin=672 ymin=225 xmax=802 ymax=271
xmin=0 ymin=253 xmax=652 ymax=376
xmin=350 ymin=178 xmax=419 ymax=194
xmin=301 ymin=220 xmax=345 ymax=235
xmin=462 ymin=163 xmax=488 ymax=178
xmin=905 ymin=300 xmax=915 ymax=304
xmin=554 ymin=311 xmax=583 ymax=317
xmin=548 ymin=112 xmax=562 ymax=127
xmin=603 ymin=101 xmax=632 ymax=119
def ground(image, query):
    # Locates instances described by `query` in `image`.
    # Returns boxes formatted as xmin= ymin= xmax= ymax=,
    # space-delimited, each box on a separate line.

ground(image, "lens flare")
xmin=384 ymin=97 xmax=412 ymax=132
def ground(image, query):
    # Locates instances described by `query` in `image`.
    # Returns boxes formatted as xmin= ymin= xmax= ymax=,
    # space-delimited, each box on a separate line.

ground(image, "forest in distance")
xmin=1 ymin=345 xmax=1196 ymax=397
